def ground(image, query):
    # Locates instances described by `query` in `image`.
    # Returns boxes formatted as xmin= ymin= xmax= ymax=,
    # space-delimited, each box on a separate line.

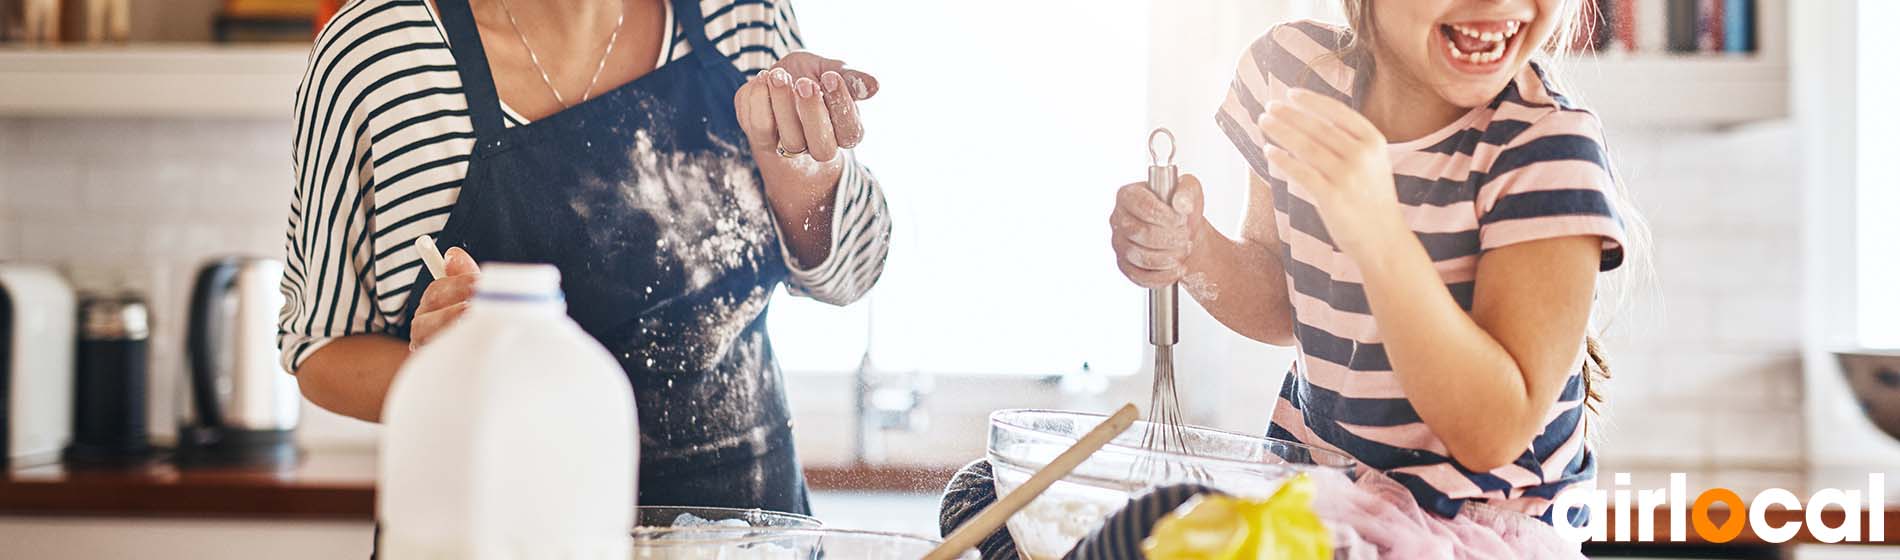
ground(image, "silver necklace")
xmin=496 ymin=0 xmax=625 ymax=108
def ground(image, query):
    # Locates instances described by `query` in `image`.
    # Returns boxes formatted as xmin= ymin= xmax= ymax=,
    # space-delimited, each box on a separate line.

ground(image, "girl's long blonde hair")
xmin=1335 ymin=0 xmax=1655 ymax=417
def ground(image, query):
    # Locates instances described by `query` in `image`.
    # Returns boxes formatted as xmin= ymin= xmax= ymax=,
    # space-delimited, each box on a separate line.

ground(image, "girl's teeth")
xmin=1445 ymin=21 xmax=1519 ymax=65
xmin=1449 ymin=22 xmax=1522 ymax=42
xmin=1448 ymin=38 xmax=1507 ymax=64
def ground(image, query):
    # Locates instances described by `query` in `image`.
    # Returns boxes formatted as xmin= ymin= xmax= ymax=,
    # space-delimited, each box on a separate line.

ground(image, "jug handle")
xmin=187 ymin=259 xmax=240 ymax=429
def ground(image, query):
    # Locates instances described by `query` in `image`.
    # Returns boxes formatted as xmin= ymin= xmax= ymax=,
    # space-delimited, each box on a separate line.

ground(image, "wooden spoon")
xmin=923 ymin=403 xmax=1140 ymax=560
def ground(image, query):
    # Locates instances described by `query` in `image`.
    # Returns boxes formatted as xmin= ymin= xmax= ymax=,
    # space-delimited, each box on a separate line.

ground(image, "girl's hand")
xmin=1110 ymin=174 xmax=1206 ymax=288
xmin=1257 ymin=89 xmax=1406 ymax=257
xmin=733 ymin=52 xmax=880 ymax=163
xmin=409 ymin=247 xmax=480 ymax=350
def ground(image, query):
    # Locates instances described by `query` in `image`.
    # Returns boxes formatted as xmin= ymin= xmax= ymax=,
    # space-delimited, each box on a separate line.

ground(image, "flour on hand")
xmin=1181 ymin=272 xmax=1219 ymax=303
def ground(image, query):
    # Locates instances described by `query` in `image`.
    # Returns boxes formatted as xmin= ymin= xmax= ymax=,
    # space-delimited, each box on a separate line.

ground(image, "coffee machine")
xmin=177 ymin=257 xmax=301 ymax=468
xmin=0 ymin=264 xmax=76 ymax=467
xmin=64 ymin=291 xmax=156 ymax=466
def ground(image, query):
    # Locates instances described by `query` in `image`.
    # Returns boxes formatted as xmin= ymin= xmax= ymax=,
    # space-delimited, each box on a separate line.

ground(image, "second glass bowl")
xmin=986 ymin=409 xmax=1357 ymax=559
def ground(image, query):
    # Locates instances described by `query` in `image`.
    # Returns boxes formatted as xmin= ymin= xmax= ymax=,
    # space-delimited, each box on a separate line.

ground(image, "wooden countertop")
xmin=7 ymin=452 xmax=1892 ymax=548
xmin=0 ymin=449 xmax=958 ymax=519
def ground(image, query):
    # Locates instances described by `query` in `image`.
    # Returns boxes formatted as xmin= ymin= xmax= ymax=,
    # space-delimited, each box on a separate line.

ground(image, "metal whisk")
xmin=1135 ymin=128 xmax=1207 ymax=483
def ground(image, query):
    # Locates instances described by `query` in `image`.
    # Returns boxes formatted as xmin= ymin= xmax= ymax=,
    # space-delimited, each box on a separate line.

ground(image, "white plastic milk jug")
xmin=377 ymin=263 xmax=636 ymax=558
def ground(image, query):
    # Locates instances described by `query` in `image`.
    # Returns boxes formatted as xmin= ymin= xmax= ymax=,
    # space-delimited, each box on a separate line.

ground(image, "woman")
xmin=280 ymin=0 xmax=890 ymax=514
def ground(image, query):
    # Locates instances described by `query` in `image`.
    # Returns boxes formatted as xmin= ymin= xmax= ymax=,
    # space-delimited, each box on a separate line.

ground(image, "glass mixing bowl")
xmin=987 ymin=409 xmax=1358 ymax=559
xmin=635 ymin=506 xmax=821 ymax=529
xmin=628 ymin=526 xmax=977 ymax=559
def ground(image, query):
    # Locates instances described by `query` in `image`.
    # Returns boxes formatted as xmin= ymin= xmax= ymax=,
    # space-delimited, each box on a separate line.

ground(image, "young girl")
xmin=1110 ymin=0 xmax=1633 ymax=554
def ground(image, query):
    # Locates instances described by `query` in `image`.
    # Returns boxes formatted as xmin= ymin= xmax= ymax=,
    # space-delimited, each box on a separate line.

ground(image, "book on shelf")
xmin=217 ymin=0 xmax=318 ymax=43
xmin=1599 ymin=0 xmax=1756 ymax=56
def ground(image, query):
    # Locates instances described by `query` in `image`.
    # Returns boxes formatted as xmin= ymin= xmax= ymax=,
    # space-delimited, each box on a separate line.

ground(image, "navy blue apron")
xmin=403 ymin=0 xmax=808 ymax=514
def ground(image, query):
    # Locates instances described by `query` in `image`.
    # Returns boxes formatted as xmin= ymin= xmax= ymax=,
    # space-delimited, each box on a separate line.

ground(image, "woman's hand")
xmin=409 ymin=247 xmax=480 ymax=350
xmin=1110 ymin=174 xmax=1206 ymax=288
xmin=733 ymin=52 xmax=880 ymax=163
xmin=1257 ymin=89 xmax=1406 ymax=259
xmin=733 ymin=52 xmax=881 ymax=268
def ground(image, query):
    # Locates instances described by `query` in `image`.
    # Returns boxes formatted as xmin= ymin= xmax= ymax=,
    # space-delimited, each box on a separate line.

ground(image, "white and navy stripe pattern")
xmin=280 ymin=0 xmax=891 ymax=373
xmin=1217 ymin=21 xmax=1626 ymax=524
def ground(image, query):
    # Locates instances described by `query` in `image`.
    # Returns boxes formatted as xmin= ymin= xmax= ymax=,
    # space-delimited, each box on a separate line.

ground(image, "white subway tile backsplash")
xmin=197 ymin=168 xmax=292 ymax=217
xmin=1630 ymin=187 xmax=1719 ymax=234
xmin=1710 ymin=290 xmax=1804 ymax=347
xmin=1706 ymin=407 xmax=1806 ymax=468
xmin=1603 ymin=293 xmax=1715 ymax=353
xmin=1712 ymin=177 xmax=1802 ymax=230
xmin=153 ymin=120 xmax=293 ymax=159
xmin=6 ymin=162 xmax=84 ymax=213
xmin=17 ymin=218 xmax=137 ymax=264
xmin=225 ymin=223 xmax=287 ymax=257
xmin=1597 ymin=404 xmax=1709 ymax=465
xmin=1648 ymin=351 xmax=1803 ymax=409
xmin=23 ymin=119 xmax=152 ymax=158
xmin=0 ymin=218 xmax=17 ymax=260
xmin=82 ymin=159 xmax=194 ymax=214
xmin=0 ymin=119 xmax=18 ymax=157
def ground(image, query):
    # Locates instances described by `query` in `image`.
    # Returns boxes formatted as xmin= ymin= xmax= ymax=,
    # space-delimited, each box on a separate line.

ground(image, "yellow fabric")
xmin=1140 ymin=473 xmax=1332 ymax=560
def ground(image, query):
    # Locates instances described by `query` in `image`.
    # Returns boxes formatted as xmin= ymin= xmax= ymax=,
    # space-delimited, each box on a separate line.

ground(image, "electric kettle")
xmin=178 ymin=257 xmax=301 ymax=468
xmin=0 ymin=263 xmax=76 ymax=467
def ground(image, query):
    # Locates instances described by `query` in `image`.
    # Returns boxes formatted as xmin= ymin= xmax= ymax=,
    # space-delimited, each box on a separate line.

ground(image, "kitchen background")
xmin=1 ymin=0 xmax=1896 ymax=558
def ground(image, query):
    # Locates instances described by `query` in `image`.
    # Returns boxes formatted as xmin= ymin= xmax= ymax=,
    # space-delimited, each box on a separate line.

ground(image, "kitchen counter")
xmin=10 ymin=452 xmax=1893 ymax=550
xmin=0 ymin=448 xmax=959 ymax=519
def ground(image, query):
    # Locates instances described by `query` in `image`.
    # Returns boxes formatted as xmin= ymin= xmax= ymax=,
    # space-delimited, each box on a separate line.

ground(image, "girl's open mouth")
xmin=1437 ymin=20 xmax=1525 ymax=74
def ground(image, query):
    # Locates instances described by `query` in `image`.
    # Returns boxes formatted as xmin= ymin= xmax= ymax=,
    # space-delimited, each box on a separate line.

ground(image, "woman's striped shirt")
xmin=280 ymin=0 xmax=891 ymax=373
xmin=1215 ymin=21 xmax=1627 ymax=523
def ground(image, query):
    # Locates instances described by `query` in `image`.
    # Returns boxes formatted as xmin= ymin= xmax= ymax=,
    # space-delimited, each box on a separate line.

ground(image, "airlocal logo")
xmin=1552 ymin=473 xmax=1888 ymax=543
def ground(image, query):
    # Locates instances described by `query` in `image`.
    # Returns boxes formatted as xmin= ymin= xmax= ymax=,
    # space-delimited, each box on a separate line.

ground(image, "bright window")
xmin=1858 ymin=0 xmax=1900 ymax=347
xmin=767 ymin=0 xmax=1152 ymax=375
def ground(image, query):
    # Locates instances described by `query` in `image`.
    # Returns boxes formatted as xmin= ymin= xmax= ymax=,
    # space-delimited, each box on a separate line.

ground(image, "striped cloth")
xmin=939 ymin=459 xmax=1023 ymax=560
xmin=280 ymin=0 xmax=891 ymax=373
xmin=936 ymin=458 xmax=1213 ymax=560
xmin=1214 ymin=20 xmax=1626 ymax=524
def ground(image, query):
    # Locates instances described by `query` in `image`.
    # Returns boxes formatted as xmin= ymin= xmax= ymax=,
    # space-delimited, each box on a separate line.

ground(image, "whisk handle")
xmin=1148 ymin=146 xmax=1179 ymax=347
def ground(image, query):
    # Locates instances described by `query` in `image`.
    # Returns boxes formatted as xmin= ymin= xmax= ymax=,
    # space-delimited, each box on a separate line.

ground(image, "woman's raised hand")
xmin=409 ymin=247 xmax=481 ymax=350
xmin=1111 ymin=174 xmax=1206 ymax=289
xmin=733 ymin=52 xmax=880 ymax=163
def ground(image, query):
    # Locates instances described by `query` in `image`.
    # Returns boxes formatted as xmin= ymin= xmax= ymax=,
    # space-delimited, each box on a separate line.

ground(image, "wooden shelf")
xmin=0 ymin=44 xmax=309 ymax=119
xmin=1562 ymin=54 xmax=1789 ymax=128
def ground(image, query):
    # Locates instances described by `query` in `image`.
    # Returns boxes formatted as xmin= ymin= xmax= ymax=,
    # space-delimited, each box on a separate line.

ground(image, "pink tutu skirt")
xmin=1310 ymin=469 xmax=1586 ymax=560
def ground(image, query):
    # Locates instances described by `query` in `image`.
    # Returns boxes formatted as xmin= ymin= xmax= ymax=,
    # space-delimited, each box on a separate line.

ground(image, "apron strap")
xmin=436 ymin=0 xmax=508 ymax=140
xmin=671 ymin=0 xmax=729 ymax=70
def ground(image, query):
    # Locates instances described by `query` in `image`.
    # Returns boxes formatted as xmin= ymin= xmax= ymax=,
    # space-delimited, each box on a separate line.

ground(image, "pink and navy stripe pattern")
xmin=1216 ymin=20 xmax=1627 ymax=524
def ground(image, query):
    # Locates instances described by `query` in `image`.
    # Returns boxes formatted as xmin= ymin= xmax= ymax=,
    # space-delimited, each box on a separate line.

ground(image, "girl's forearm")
xmin=1349 ymin=219 xmax=1539 ymax=471
xmin=295 ymin=335 xmax=412 ymax=423
xmin=1183 ymin=215 xmax=1297 ymax=345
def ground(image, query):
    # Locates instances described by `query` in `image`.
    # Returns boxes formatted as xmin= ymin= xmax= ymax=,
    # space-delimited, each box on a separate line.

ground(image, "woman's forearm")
xmin=758 ymin=156 xmax=844 ymax=268
xmin=1183 ymin=215 xmax=1297 ymax=345
xmin=295 ymin=335 xmax=412 ymax=423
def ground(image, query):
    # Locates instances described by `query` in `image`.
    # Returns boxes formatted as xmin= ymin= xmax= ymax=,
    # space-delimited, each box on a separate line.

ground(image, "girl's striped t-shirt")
xmin=281 ymin=0 xmax=892 ymax=373
xmin=1215 ymin=20 xmax=1627 ymax=523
